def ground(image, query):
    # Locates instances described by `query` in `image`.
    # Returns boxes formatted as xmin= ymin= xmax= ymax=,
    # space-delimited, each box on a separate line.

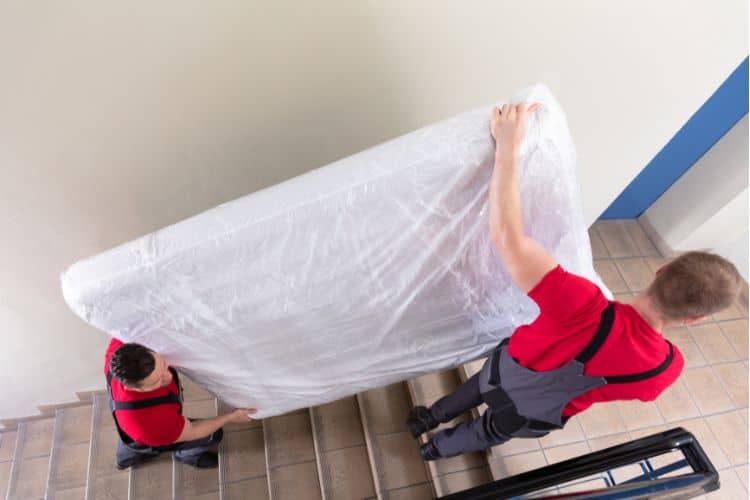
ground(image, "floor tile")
xmin=682 ymin=367 xmax=735 ymax=415
xmin=677 ymin=418 xmax=730 ymax=470
xmin=656 ymin=378 xmax=701 ymax=422
xmin=576 ymin=403 xmax=627 ymax=439
xmin=664 ymin=327 xmax=707 ymax=368
xmin=433 ymin=466 xmax=490 ymax=497
xmin=488 ymin=450 xmax=547 ymax=478
xmin=689 ymin=324 xmax=740 ymax=364
xmin=594 ymin=221 xmax=640 ymax=258
xmin=593 ymin=260 xmax=628 ymax=293
xmin=588 ymin=228 xmax=609 ymax=259
xmin=587 ymin=433 xmax=632 ymax=452
xmin=621 ymin=220 xmax=661 ymax=257
xmin=614 ymin=258 xmax=653 ymax=292
xmin=713 ymin=362 xmax=749 ymax=408
xmin=616 ymin=401 xmax=664 ymax=431
xmin=705 ymin=411 xmax=748 ymax=466
xmin=705 ymin=467 xmax=746 ymax=499
xmin=543 ymin=441 xmax=591 ymax=465
xmin=539 ymin=417 xmax=585 ymax=448
xmin=718 ymin=320 xmax=748 ymax=360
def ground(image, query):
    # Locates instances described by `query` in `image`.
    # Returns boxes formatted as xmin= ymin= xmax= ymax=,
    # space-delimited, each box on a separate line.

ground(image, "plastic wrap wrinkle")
xmin=61 ymin=84 xmax=609 ymax=418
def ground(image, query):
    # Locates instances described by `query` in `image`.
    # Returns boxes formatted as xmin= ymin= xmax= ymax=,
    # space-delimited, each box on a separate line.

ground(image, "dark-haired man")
xmin=105 ymin=338 xmax=256 ymax=469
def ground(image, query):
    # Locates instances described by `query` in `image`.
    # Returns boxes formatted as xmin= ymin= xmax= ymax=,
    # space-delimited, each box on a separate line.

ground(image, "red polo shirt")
xmin=104 ymin=339 xmax=185 ymax=446
xmin=508 ymin=265 xmax=684 ymax=417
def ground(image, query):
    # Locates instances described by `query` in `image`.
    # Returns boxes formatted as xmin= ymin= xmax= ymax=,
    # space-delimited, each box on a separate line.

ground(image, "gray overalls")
xmin=430 ymin=303 xmax=674 ymax=457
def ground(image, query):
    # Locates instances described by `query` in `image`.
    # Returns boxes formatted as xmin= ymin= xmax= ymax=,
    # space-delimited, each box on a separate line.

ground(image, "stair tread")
xmin=129 ymin=454 xmax=173 ymax=500
xmin=7 ymin=418 xmax=56 ymax=499
xmin=358 ymin=383 xmax=431 ymax=497
xmin=47 ymin=406 xmax=93 ymax=497
xmin=173 ymin=399 xmax=221 ymax=499
xmin=86 ymin=394 xmax=129 ymax=500
xmin=311 ymin=398 xmax=376 ymax=499
xmin=264 ymin=411 xmax=321 ymax=500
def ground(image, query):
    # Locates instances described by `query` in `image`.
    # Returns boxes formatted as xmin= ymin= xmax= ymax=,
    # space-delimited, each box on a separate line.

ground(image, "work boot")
xmin=406 ymin=405 xmax=440 ymax=438
xmin=420 ymin=441 xmax=442 ymax=461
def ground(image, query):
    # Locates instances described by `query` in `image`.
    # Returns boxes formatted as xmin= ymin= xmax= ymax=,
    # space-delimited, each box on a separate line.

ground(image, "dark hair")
xmin=109 ymin=343 xmax=156 ymax=388
xmin=648 ymin=251 xmax=743 ymax=321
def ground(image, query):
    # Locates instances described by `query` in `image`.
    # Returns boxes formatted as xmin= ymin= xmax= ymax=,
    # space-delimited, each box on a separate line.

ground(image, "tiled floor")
xmin=488 ymin=219 xmax=749 ymax=499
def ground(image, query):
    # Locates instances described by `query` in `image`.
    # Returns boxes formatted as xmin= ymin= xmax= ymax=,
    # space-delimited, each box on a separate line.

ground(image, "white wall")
xmin=641 ymin=115 xmax=749 ymax=281
xmin=0 ymin=1 xmax=746 ymax=420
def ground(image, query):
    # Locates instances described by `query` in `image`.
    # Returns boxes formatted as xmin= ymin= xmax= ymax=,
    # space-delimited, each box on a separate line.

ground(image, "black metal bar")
xmin=438 ymin=428 xmax=718 ymax=500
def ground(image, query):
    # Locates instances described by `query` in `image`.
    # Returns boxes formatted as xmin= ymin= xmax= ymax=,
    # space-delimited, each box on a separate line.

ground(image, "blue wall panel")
xmin=601 ymin=57 xmax=749 ymax=219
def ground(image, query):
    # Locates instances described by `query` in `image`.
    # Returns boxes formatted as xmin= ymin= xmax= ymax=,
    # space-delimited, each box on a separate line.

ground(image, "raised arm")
xmin=489 ymin=103 xmax=558 ymax=293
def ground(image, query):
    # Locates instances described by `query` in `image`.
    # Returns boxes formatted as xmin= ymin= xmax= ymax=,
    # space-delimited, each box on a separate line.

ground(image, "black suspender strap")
xmin=604 ymin=342 xmax=675 ymax=384
xmin=106 ymin=369 xmax=182 ymax=411
xmin=575 ymin=302 xmax=615 ymax=364
xmin=489 ymin=337 xmax=510 ymax=386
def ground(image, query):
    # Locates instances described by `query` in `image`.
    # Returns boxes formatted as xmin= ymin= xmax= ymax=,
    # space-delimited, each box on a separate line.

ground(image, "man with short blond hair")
xmin=407 ymin=102 xmax=743 ymax=460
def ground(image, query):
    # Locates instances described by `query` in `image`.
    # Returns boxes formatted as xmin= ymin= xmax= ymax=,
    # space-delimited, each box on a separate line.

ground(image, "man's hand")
xmin=226 ymin=408 xmax=258 ymax=424
xmin=487 ymin=101 xmax=558 ymax=293
xmin=175 ymin=407 xmax=258 ymax=443
xmin=491 ymin=103 xmax=540 ymax=159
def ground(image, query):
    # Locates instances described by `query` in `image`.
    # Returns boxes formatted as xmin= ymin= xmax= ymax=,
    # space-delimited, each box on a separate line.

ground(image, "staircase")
xmin=0 ymin=362 xmax=505 ymax=500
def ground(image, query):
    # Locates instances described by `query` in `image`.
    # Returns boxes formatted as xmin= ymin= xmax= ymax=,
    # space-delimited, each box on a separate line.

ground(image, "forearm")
xmin=489 ymin=150 xmax=524 ymax=249
xmin=176 ymin=414 xmax=230 ymax=442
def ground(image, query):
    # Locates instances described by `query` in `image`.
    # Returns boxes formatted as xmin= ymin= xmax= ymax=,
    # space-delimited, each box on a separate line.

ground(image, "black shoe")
xmin=420 ymin=441 xmax=442 ymax=461
xmin=176 ymin=451 xmax=219 ymax=469
xmin=406 ymin=406 xmax=440 ymax=438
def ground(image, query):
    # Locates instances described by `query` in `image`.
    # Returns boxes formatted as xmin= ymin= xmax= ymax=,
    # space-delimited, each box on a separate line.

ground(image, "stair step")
xmin=310 ymin=398 xmax=376 ymax=499
xmin=6 ymin=417 xmax=55 ymax=500
xmin=264 ymin=410 xmax=321 ymax=500
xmin=173 ymin=399 xmax=221 ymax=499
xmin=0 ymin=431 xmax=17 ymax=499
xmin=407 ymin=371 xmax=491 ymax=497
xmin=86 ymin=393 xmax=130 ymax=500
xmin=47 ymin=405 xmax=93 ymax=499
xmin=357 ymin=383 xmax=433 ymax=498
xmin=217 ymin=401 xmax=268 ymax=500
xmin=128 ymin=454 xmax=173 ymax=500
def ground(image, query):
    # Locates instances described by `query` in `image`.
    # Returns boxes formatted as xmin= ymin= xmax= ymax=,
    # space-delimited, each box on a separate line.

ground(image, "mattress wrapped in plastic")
xmin=61 ymin=84 xmax=608 ymax=418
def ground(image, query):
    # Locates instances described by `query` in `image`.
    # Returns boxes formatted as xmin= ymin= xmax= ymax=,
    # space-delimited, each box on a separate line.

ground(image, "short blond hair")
xmin=648 ymin=251 xmax=743 ymax=321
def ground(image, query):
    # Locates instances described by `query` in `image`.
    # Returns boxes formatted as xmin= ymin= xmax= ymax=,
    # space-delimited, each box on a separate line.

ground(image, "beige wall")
xmin=0 ymin=1 xmax=746 ymax=420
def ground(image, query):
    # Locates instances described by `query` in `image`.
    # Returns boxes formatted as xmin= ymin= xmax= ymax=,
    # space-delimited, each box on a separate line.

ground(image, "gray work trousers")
xmin=115 ymin=427 xmax=223 ymax=468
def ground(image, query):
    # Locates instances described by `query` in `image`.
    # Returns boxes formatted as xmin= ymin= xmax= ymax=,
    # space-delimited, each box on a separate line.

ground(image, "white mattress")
xmin=61 ymin=84 xmax=609 ymax=418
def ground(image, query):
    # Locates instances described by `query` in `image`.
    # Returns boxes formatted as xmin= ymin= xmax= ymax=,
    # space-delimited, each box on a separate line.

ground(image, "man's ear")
xmin=682 ymin=316 xmax=708 ymax=326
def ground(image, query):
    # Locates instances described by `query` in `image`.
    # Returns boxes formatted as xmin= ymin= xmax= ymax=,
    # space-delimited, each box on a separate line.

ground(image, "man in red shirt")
xmin=407 ymin=103 xmax=743 ymax=460
xmin=105 ymin=339 xmax=256 ymax=469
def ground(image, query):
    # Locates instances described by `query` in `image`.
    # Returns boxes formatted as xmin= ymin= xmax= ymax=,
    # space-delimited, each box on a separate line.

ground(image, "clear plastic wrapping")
xmin=61 ymin=84 xmax=608 ymax=417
